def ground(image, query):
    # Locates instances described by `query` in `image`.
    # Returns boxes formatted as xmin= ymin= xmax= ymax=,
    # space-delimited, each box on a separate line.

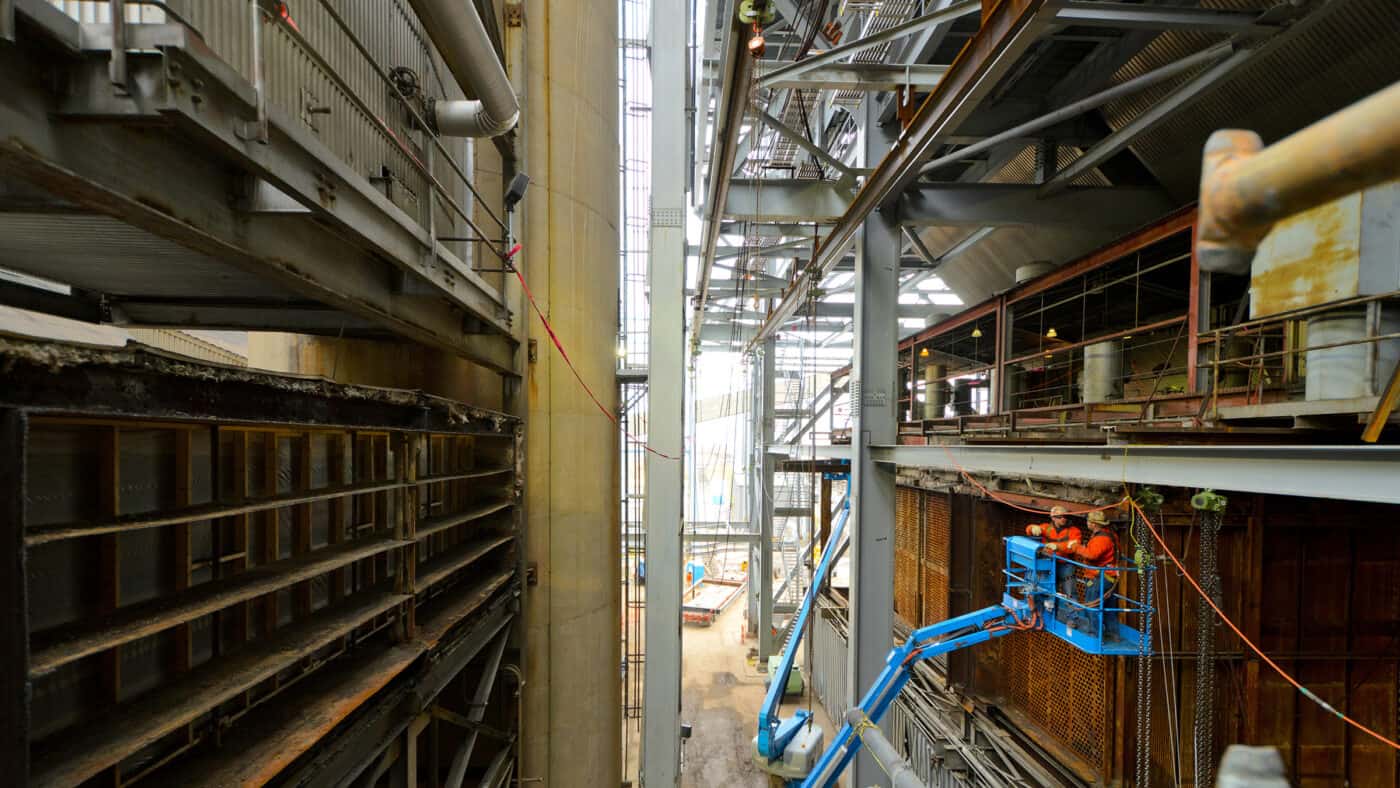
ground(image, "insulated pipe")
xmin=1197 ymin=81 xmax=1400 ymax=274
xmin=843 ymin=709 xmax=928 ymax=788
xmin=408 ymin=0 xmax=519 ymax=137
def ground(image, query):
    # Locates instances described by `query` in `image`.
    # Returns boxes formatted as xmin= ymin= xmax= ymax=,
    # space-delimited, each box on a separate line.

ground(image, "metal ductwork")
xmin=409 ymin=0 xmax=520 ymax=137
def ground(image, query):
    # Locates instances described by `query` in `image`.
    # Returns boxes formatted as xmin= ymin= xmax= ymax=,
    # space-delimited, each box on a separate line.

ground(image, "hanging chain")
xmin=1191 ymin=489 xmax=1227 ymax=788
xmin=1133 ymin=489 xmax=1162 ymax=788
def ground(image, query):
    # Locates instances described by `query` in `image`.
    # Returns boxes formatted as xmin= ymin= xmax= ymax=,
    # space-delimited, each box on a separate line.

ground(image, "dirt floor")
xmin=677 ymin=594 xmax=838 ymax=787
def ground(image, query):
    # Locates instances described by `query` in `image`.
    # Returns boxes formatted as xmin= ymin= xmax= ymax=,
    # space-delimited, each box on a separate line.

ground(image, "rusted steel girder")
xmin=1197 ymin=81 xmax=1400 ymax=275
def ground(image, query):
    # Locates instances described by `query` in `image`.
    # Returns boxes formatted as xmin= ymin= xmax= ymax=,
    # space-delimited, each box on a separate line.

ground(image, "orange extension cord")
xmin=936 ymin=441 xmax=1399 ymax=751
xmin=1127 ymin=497 xmax=1400 ymax=752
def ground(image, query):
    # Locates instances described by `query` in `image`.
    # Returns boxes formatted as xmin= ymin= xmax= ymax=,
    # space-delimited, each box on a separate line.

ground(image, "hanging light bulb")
xmin=1045 ymin=326 xmax=1058 ymax=339
xmin=919 ymin=347 xmax=929 ymax=358
xmin=971 ymin=326 xmax=983 ymax=339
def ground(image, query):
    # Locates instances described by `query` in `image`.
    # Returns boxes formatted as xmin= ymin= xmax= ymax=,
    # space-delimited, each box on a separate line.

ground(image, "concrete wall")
xmin=516 ymin=0 xmax=623 ymax=783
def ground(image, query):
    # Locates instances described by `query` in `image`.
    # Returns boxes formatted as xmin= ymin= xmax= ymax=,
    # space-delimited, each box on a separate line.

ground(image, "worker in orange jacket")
xmin=1068 ymin=509 xmax=1121 ymax=635
xmin=1025 ymin=506 xmax=1081 ymax=602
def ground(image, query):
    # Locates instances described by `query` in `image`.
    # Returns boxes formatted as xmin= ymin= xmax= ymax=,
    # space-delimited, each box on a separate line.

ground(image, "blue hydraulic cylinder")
xmin=756 ymin=492 xmax=852 ymax=761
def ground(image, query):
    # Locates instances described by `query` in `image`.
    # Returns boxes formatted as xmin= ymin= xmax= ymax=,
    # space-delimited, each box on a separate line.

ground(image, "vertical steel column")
xmin=758 ymin=337 xmax=777 ymax=661
xmin=641 ymin=0 xmax=687 ymax=781
xmin=848 ymin=99 xmax=899 ymax=788
xmin=1 ymin=411 xmax=28 ymax=783
xmin=747 ymin=357 xmax=762 ymax=634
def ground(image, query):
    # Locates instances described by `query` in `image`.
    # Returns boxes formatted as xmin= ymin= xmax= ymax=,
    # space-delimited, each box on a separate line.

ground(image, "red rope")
xmin=507 ymin=245 xmax=679 ymax=460
xmin=939 ymin=443 xmax=1122 ymax=516
xmin=1129 ymin=498 xmax=1400 ymax=751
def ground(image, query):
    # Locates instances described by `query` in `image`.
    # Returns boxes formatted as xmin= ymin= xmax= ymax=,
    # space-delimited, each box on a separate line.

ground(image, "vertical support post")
xmin=1 ymin=410 xmax=29 ymax=783
xmin=640 ymin=0 xmax=687 ymax=780
xmin=758 ymin=337 xmax=776 ymax=661
xmin=1 ymin=0 xmax=16 ymax=42
xmin=108 ymin=0 xmax=127 ymax=92
xmin=848 ymin=99 xmax=899 ymax=788
xmin=747 ymin=357 xmax=762 ymax=634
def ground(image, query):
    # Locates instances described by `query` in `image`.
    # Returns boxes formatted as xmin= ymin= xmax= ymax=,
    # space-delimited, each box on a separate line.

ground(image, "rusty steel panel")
xmin=5 ymin=343 xmax=522 ymax=786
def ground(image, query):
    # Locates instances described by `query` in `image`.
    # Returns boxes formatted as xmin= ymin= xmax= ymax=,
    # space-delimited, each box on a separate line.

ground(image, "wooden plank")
xmin=416 ymin=536 xmax=514 ymax=592
xmin=24 ymin=478 xmax=405 ymax=546
xmin=29 ymin=591 xmax=409 ymax=787
xmin=1 ymin=411 xmax=30 ymax=783
xmin=29 ymin=537 xmax=407 ymax=676
xmin=415 ymin=501 xmax=515 ymax=542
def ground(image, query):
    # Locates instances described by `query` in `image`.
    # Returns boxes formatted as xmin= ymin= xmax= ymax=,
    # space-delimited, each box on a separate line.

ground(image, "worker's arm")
xmin=1041 ymin=526 xmax=1082 ymax=555
xmin=1025 ymin=522 xmax=1051 ymax=538
xmin=1073 ymin=533 xmax=1115 ymax=564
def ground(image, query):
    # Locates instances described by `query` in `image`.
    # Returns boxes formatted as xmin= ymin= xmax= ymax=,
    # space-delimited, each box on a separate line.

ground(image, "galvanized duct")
xmin=408 ymin=0 xmax=520 ymax=137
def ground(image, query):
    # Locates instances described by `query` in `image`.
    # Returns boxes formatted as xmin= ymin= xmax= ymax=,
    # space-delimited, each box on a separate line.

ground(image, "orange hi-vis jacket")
xmin=1073 ymin=529 xmax=1120 ymax=581
xmin=1025 ymin=522 xmax=1082 ymax=556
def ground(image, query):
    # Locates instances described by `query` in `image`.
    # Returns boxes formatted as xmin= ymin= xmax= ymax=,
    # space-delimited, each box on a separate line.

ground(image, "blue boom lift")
xmin=755 ymin=504 xmax=1152 ymax=786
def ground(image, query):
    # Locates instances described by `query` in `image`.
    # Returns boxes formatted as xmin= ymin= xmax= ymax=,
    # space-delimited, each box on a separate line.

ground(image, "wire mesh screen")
xmin=895 ymin=487 xmax=921 ymax=626
xmin=922 ymin=492 xmax=951 ymax=625
xmin=1001 ymin=628 xmax=1111 ymax=773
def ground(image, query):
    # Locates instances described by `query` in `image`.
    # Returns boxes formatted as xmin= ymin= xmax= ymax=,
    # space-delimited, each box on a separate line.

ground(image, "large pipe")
xmin=1197 ymin=81 xmax=1400 ymax=274
xmin=842 ymin=709 xmax=928 ymax=788
xmin=408 ymin=0 xmax=520 ymax=137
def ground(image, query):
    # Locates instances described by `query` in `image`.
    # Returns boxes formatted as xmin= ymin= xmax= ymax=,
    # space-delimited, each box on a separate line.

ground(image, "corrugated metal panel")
xmin=0 ymin=214 xmax=271 ymax=297
xmin=126 ymin=328 xmax=248 ymax=365
xmin=53 ymin=0 xmax=476 ymax=237
xmin=47 ymin=0 xmax=166 ymax=24
xmin=1100 ymin=0 xmax=1400 ymax=202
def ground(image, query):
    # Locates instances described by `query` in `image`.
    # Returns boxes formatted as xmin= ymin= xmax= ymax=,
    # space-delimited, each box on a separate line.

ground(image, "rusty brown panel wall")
xmin=894 ymin=486 xmax=921 ymax=627
xmin=1249 ymin=499 xmax=1400 ymax=788
xmin=922 ymin=491 xmax=951 ymax=625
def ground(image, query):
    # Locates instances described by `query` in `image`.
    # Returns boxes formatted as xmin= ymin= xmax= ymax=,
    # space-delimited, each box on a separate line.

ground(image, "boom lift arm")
xmin=755 ymin=491 xmax=851 ymax=765
xmin=758 ymin=533 xmax=1152 ymax=786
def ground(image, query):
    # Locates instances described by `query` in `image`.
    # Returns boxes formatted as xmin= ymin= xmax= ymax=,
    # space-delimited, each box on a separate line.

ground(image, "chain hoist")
xmin=1133 ymin=488 xmax=1163 ymax=787
xmin=1191 ymin=489 xmax=1227 ymax=788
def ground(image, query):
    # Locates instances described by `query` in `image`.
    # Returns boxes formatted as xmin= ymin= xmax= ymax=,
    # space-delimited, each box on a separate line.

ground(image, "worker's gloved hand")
xmin=1066 ymin=539 xmax=1079 ymax=550
xmin=1027 ymin=525 xmax=1043 ymax=537
xmin=1037 ymin=544 xmax=1053 ymax=556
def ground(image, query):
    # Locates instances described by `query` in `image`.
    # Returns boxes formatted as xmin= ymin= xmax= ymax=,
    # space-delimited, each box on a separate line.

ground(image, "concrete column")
xmin=848 ymin=98 xmax=899 ymax=788
xmin=758 ymin=337 xmax=777 ymax=661
xmin=641 ymin=0 xmax=687 ymax=780
xmin=519 ymin=0 xmax=622 ymax=785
